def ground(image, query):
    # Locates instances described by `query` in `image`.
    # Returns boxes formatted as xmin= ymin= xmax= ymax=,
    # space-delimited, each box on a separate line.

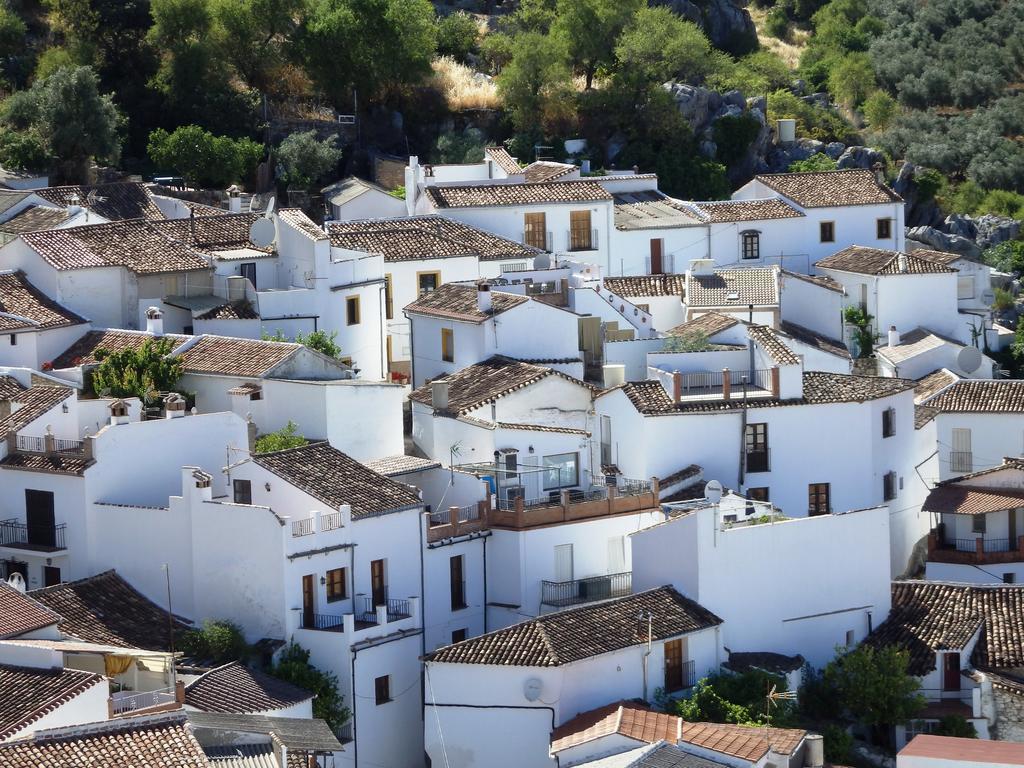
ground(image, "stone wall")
xmin=993 ymin=683 xmax=1024 ymax=740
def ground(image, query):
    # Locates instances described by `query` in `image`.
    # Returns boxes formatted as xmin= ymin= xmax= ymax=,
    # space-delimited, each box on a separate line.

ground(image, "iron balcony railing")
xmin=291 ymin=517 xmax=315 ymax=537
xmin=542 ymin=571 xmax=631 ymax=607
xmin=301 ymin=612 xmax=346 ymax=631
xmin=359 ymin=596 xmax=411 ymax=625
xmin=950 ymin=451 xmax=973 ymax=473
xmin=0 ymin=519 xmax=67 ymax=550
xmin=745 ymin=448 xmax=770 ymax=473
xmin=428 ymin=505 xmax=481 ymax=527
xmin=15 ymin=435 xmax=44 ymax=453
xmin=110 ymin=687 xmax=177 ymax=714
xmin=666 ymin=659 xmax=697 ymax=692
xmin=952 ymin=537 xmax=1011 ymax=553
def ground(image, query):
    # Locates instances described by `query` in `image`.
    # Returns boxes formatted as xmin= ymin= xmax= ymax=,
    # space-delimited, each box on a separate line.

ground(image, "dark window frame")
xmin=325 ymin=567 xmax=347 ymax=602
xmin=374 ymin=675 xmax=391 ymax=705
xmin=820 ymin=221 xmax=835 ymax=243
xmin=740 ymin=230 xmax=760 ymax=260
xmin=233 ymin=479 xmax=252 ymax=505
xmin=809 ymin=482 xmax=830 ymax=516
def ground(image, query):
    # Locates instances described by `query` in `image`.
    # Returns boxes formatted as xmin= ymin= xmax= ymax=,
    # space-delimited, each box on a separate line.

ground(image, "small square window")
xmin=846 ymin=629 xmax=855 ymax=647
xmin=1004 ymin=573 xmax=1016 ymax=584
xmin=374 ymin=675 xmax=391 ymax=705
xmin=973 ymin=515 xmax=986 ymax=534
xmin=346 ymin=296 xmax=360 ymax=326
xmin=326 ymin=567 xmax=347 ymax=602
xmin=451 ymin=628 xmax=467 ymax=644
xmin=876 ymin=218 xmax=892 ymax=239
xmin=233 ymin=479 xmax=252 ymax=505
xmin=9 ymin=334 xmax=16 ymax=345
xmin=820 ymin=221 xmax=835 ymax=243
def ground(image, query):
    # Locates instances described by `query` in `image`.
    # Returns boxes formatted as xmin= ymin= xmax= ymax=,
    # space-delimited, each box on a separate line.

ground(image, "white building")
xmin=898 ymin=734 xmax=1024 ymax=768
xmin=0 ymin=270 xmax=88 ymax=370
xmin=322 ymin=176 xmax=406 ymax=222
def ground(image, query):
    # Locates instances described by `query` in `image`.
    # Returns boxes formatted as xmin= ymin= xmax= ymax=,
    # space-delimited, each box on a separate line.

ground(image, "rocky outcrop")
xmin=651 ymin=0 xmax=757 ymax=54
xmin=892 ymin=162 xmax=944 ymax=228
xmin=974 ymin=214 xmax=1021 ymax=249
xmin=906 ymin=225 xmax=982 ymax=259
xmin=836 ymin=145 xmax=886 ymax=170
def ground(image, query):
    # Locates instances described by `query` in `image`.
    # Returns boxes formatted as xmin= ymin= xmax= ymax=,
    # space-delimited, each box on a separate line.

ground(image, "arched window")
xmin=741 ymin=230 xmax=760 ymax=260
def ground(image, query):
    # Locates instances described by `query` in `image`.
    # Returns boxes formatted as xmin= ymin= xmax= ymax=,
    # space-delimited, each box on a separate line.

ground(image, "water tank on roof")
xmin=776 ymin=119 xmax=796 ymax=144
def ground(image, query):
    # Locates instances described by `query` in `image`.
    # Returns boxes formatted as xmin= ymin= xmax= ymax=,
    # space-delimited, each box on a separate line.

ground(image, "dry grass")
xmin=747 ymin=6 xmax=809 ymax=70
xmin=430 ymin=56 xmax=500 ymax=111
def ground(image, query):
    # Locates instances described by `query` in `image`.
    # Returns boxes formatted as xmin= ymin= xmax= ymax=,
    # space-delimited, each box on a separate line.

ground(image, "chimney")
xmin=690 ymin=259 xmax=715 ymax=276
xmin=431 ymin=379 xmax=450 ymax=411
xmin=226 ymin=185 xmax=242 ymax=213
xmin=602 ymin=364 xmax=625 ymax=389
xmin=872 ymin=162 xmax=885 ymax=186
xmin=145 ymin=307 xmax=163 ymax=336
xmin=477 ymin=282 xmax=493 ymax=313
xmin=163 ymin=392 xmax=186 ymax=418
xmin=672 ymin=371 xmax=682 ymax=403
xmin=888 ymin=325 xmax=900 ymax=348
xmin=897 ymin=252 xmax=908 ymax=273
xmin=192 ymin=468 xmax=213 ymax=501
xmin=109 ymin=399 xmax=130 ymax=426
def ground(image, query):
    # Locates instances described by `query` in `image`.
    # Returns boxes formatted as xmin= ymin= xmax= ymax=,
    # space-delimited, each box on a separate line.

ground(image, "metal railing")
xmin=676 ymin=369 xmax=772 ymax=394
xmin=321 ymin=511 xmax=343 ymax=532
xmin=457 ymin=505 xmax=480 ymax=523
xmin=0 ymin=519 xmax=66 ymax=550
xmin=567 ymin=228 xmax=599 ymax=252
xmin=53 ymin=438 xmax=84 ymax=453
xmin=291 ymin=517 xmax=315 ymax=537
xmin=542 ymin=571 xmax=632 ymax=607
xmin=618 ymin=478 xmax=652 ymax=497
xmin=745 ymin=449 xmax=770 ymax=473
xmin=301 ymin=612 xmax=345 ymax=631
xmin=428 ymin=508 xmax=451 ymax=527
xmin=953 ymin=537 xmax=1011 ymax=553
xmin=15 ymin=435 xmax=44 ymax=453
xmin=111 ymin=687 xmax=176 ymax=714
xmin=950 ymin=451 xmax=974 ymax=473
xmin=666 ymin=659 xmax=697 ymax=692
xmin=358 ymin=596 xmax=411 ymax=624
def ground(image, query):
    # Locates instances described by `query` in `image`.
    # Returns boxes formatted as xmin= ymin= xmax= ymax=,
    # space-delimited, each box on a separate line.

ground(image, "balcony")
xmin=110 ymin=684 xmax=181 ymax=716
xmin=0 ymin=519 xmax=67 ymax=552
xmin=489 ymin=478 xmax=659 ymax=530
xmin=950 ymin=451 xmax=973 ymax=474
xmin=426 ymin=502 xmax=487 ymax=543
xmin=928 ymin=529 xmax=1024 ymax=565
xmin=666 ymin=660 xmax=697 ymax=693
xmin=566 ymin=228 xmax=599 ymax=252
xmin=299 ymin=596 xmax=413 ymax=633
xmin=542 ymin=571 xmax=631 ymax=608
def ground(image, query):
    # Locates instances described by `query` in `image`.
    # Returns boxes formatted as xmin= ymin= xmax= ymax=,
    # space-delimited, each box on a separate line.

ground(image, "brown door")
xmin=43 ymin=566 xmax=61 ymax=587
xmin=650 ymin=239 xmax=664 ymax=274
xmin=26 ymin=490 xmax=56 ymax=547
xmin=943 ymin=652 xmax=961 ymax=692
xmin=371 ymin=559 xmax=386 ymax=606
xmin=302 ymin=574 xmax=314 ymax=628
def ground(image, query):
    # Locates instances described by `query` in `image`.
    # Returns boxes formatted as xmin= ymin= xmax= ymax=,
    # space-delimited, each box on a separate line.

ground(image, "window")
xmin=951 ymin=428 xmax=973 ymax=473
xmin=346 ymin=296 xmax=360 ymax=326
xmin=876 ymin=218 xmax=892 ymax=239
xmin=503 ymin=452 xmax=518 ymax=474
xmin=973 ymin=515 xmax=986 ymax=534
xmin=747 ymin=487 xmax=770 ymax=502
xmin=232 ymin=479 xmax=252 ymax=505
xmin=958 ymin=276 xmax=975 ymax=300
xmin=450 ymin=555 xmax=466 ymax=610
xmin=249 ymin=389 xmax=262 ymax=401
xmin=741 ymin=230 xmax=760 ymax=260
xmin=882 ymin=407 xmax=896 ymax=438
xmin=524 ymin=212 xmax=547 ymax=250
xmin=808 ymin=483 xmax=830 ymax=516
xmin=374 ymin=675 xmax=391 ymax=705
xmin=554 ymin=543 xmax=573 ymax=582
xmin=744 ymin=423 xmax=769 ymax=473
xmin=607 ymin=536 xmax=626 ymax=574
xmin=650 ymin=239 xmax=664 ymax=274
xmin=820 ymin=221 xmax=835 ymax=243
xmin=325 ymin=568 xmax=347 ymax=602
xmin=600 ymin=415 xmax=612 ymax=467
xmin=543 ymin=453 xmax=579 ymax=490
xmin=384 ymin=274 xmax=394 ymax=319
xmin=1004 ymin=573 xmax=1016 ymax=584
xmin=451 ymin=628 xmax=468 ymax=643
xmin=441 ymin=328 xmax=454 ymax=363
xmin=8 ymin=334 xmax=15 ymax=346
xmin=846 ymin=629 xmax=855 ymax=647
xmin=883 ymin=471 xmax=897 ymax=502
xmin=418 ymin=271 xmax=441 ymax=295
xmin=664 ymin=639 xmax=686 ymax=692
xmin=569 ymin=210 xmax=592 ymax=251
xmin=240 ymin=262 xmax=257 ymax=289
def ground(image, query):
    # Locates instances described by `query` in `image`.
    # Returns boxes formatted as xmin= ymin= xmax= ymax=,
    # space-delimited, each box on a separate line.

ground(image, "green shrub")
xmin=983 ymin=241 xmax=1024 ymax=275
xmin=254 ymin=421 xmax=306 ymax=454
xmin=296 ymin=329 xmax=343 ymax=359
xmin=992 ymin=287 xmax=1016 ymax=311
xmin=432 ymin=127 xmax=485 ymax=164
xmin=148 ymin=125 xmax=263 ymax=189
xmin=277 ymin=130 xmax=343 ymax=190
xmin=89 ymin=338 xmax=182 ymax=404
xmin=823 ymin=724 xmax=853 ymax=763
xmin=936 ymin=715 xmax=977 ymax=738
xmin=862 ymin=90 xmax=897 ymax=130
xmin=180 ymin=620 xmax=249 ymax=663
xmin=789 ymin=153 xmax=837 ymax=172
xmin=765 ymin=7 xmax=790 ymax=39
xmin=0 ymin=128 xmax=50 ymax=171
xmin=713 ymin=114 xmax=762 ymax=169
xmin=978 ymin=189 xmax=1024 ymax=220
xmin=663 ymin=331 xmax=710 ymax=352
xmin=272 ymin=643 xmax=351 ymax=729
xmin=436 ymin=11 xmax=479 ymax=62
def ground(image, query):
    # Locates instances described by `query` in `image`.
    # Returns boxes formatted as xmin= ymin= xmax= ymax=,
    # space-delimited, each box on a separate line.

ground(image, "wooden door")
xmin=371 ymin=559 xmax=386 ymax=606
xmin=943 ymin=652 xmax=961 ymax=692
xmin=650 ymin=239 xmax=664 ymax=274
xmin=25 ymin=490 xmax=55 ymax=547
xmin=301 ymin=574 xmax=314 ymax=628
xmin=43 ymin=565 xmax=61 ymax=587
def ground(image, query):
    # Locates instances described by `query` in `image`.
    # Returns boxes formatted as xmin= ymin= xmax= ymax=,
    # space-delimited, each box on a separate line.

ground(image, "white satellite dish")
xmin=533 ymin=252 xmax=551 ymax=270
xmin=249 ymin=217 xmax=276 ymax=249
xmin=523 ymin=678 xmax=543 ymax=702
xmin=6 ymin=572 xmax=26 ymax=593
xmin=957 ymin=345 xmax=983 ymax=374
xmin=705 ymin=479 xmax=724 ymax=505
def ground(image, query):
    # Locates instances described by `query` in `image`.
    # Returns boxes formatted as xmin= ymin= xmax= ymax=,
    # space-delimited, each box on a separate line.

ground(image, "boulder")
xmin=836 ymin=146 xmax=886 ymax=170
xmin=747 ymin=95 xmax=767 ymax=114
xmin=824 ymin=142 xmax=846 ymax=160
xmin=802 ymin=92 xmax=830 ymax=108
xmin=723 ymin=89 xmax=746 ymax=109
xmin=664 ymin=83 xmax=719 ymax=134
xmin=974 ymin=214 xmax=1021 ymax=250
xmin=943 ymin=214 xmax=977 ymax=241
xmin=791 ymin=79 xmax=807 ymax=96
xmin=651 ymin=0 xmax=756 ymax=54
xmin=906 ymin=226 xmax=982 ymax=260
xmin=797 ymin=138 xmax=825 ymax=156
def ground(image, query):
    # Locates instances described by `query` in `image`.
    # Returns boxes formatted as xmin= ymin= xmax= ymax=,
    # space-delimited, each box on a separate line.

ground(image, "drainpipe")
xmin=641 ymin=611 xmax=652 ymax=701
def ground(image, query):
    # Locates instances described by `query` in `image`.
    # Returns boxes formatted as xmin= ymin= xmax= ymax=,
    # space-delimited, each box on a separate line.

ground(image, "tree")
xmin=663 ymin=331 xmax=710 ymax=353
xmin=668 ymin=670 xmax=797 ymax=726
xmin=614 ymin=7 xmax=715 ymax=87
xmin=276 ymin=131 xmax=343 ymax=190
xmin=436 ymin=11 xmax=479 ymax=62
xmin=254 ymin=421 xmax=306 ymax=453
xmin=828 ymin=52 xmax=876 ymax=108
xmin=2 ymin=66 xmax=122 ymax=183
xmin=862 ymin=90 xmax=897 ymax=130
xmin=433 ymin=128 xmax=485 ymax=164
xmin=0 ymin=2 xmax=25 ymax=60
xmin=789 ymin=153 xmax=838 ymax=172
xmin=295 ymin=330 xmax=343 ymax=359
xmin=497 ymin=32 xmax=572 ymax=135
xmin=210 ymin=0 xmax=305 ymax=93
xmin=272 ymin=643 xmax=351 ymax=729
xmin=825 ymin=645 xmax=925 ymax=744
xmin=298 ymin=0 xmax=437 ymax=107
xmin=89 ymin=337 xmax=182 ymax=403
xmin=148 ymin=125 xmax=264 ymax=188
xmin=551 ymin=0 xmax=643 ymax=89
xmin=843 ymin=305 xmax=876 ymax=358
xmin=180 ymin=619 xmax=249 ymax=663
xmin=0 ymin=129 xmax=51 ymax=172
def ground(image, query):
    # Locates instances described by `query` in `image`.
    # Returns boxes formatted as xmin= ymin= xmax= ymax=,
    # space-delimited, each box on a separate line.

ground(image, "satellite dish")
xmin=533 ymin=252 xmax=551 ymax=270
xmin=6 ymin=572 xmax=26 ymax=593
xmin=523 ymin=678 xmax=543 ymax=702
xmin=957 ymin=345 xmax=983 ymax=374
xmin=249 ymin=217 xmax=276 ymax=249
xmin=705 ymin=479 xmax=724 ymax=505
xmin=981 ymin=288 xmax=995 ymax=306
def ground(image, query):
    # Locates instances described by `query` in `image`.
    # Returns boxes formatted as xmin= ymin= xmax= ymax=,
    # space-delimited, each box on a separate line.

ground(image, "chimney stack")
xmin=226 ymin=185 xmax=242 ymax=214
xmin=872 ymin=162 xmax=885 ymax=186
xmin=897 ymin=252 xmax=908 ymax=273
xmin=431 ymin=379 xmax=450 ymax=411
xmin=109 ymin=399 xmax=130 ymax=426
xmin=164 ymin=392 xmax=186 ymax=418
xmin=477 ymin=282 xmax=493 ymax=313
xmin=888 ymin=325 xmax=900 ymax=348
xmin=145 ymin=307 xmax=164 ymax=336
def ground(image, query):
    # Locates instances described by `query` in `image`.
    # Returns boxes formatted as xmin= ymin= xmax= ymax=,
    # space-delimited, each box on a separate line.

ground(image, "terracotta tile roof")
xmin=926 ymin=380 xmax=1024 ymax=413
xmin=485 ymin=146 xmax=522 ymax=175
xmin=173 ymin=335 xmax=300 ymax=377
xmin=779 ymin=321 xmax=850 ymax=360
xmin=802 ymin=371 xmax=913 ymax=403
xmin=404 ymin=282 xmax=529 ymax=323
xmin=363 ymin=454 xmax=442 ymax=476
xmin=36 ymin=181 xmax=165 ymax=221
xmin=522 ymin=161 xmax=577 ymax=183
xmin=50 ymin=329 xmax=186 ymax=368
xmin=0 ymin=205 xmax=72 ymax=234
xmin=0 ymin=270 xmax=87 ymax=330
xmin=659 ymin=464 xmax=702 ymax=487
xmin=753 ymin=169 xmax=902 ymax=208
xmin=29 ymin=570 xmax=191 ymax=651
xmin=0 ymin=664 xmax=106 ymax=740
xmin=254 ymin=441 xmax=422 ymax=519
xmin=497 ymin=421 xmax=588 ymax=435
xmin=185 ymin=662 xmax=313 ymax=714
xmin=0 ymin=451 xmax=94 ymax=475
xmin=748 ymin=324 xmax=800 ymax=365
xmin=425 ymin=586 xmax=721 ymax=666
xmin=877 ymin=328 xmax=962 ymax=365
xmin=668 ymin=312 xmax=739 ymax=337
xmin=277 ymin=208 xmax=326 ymax=241
xmin=0 ymin=190 xmax=30 ymax=214
xmin=227 ymin=382 xmax=263 ymax=396
xmin=613 ymin=191 xmax=703 ymax=230
xmin=550 ymin=700 xmax=682 ymax=752
xmin=20 ymin=220 xmax=212 ymax=274
xmin=328 ymin=215 xmax=539 ymax=262
xmin=0 ymin=711 xmax=208 ymax=768
xmin=150 ymin=213 xmax=271 ymax=254
xmin=723 ymin=651 xmax=805 ymax=675
xmin=204 ymin=742 xmax=280 ymax=767
xmin=0 ymin=582 xmax=61 ymax=639
xmin=901 ymin=734 xmax=1024 ymax=765
xmin=0 ymin=374 xmax=24 ymax=399
xmin=781 ymin=269 xmax=845 ymax=293
xmin=195 ymin=300 xmax=259 ymax=321
xmin=681 ymin=721 xmax=805 ymax=761
xmin=686 ymin=267 xmax=779 ymax=308
xmin=914 ymin=369 xmax=960 ymax=404
xmin=690 ymin=198 xmax=803 ymax=223
xmin=425 ymin=180 xmax=612 ymax=208
xmin=923 ymin=484 xmax=1024 ymax=516
xmin=0 ymin=385 xmax=75 ymax=440
xmin=603 ymin=275 xmax=686 ymax=298
xmin=816 ymin=246 xmax=956 ymax=276
xmin=915 ymin=404 xmax=939 ymax=429
xmin=624 ymin=743 xmax=733 ymax=768
xmin=409 ymin=356 xmax=565 ymax=415
xmin=911 ymin=249 xmax=965 ymax=266
xmin=865 ymin=581 xmax=1024 ymax=675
